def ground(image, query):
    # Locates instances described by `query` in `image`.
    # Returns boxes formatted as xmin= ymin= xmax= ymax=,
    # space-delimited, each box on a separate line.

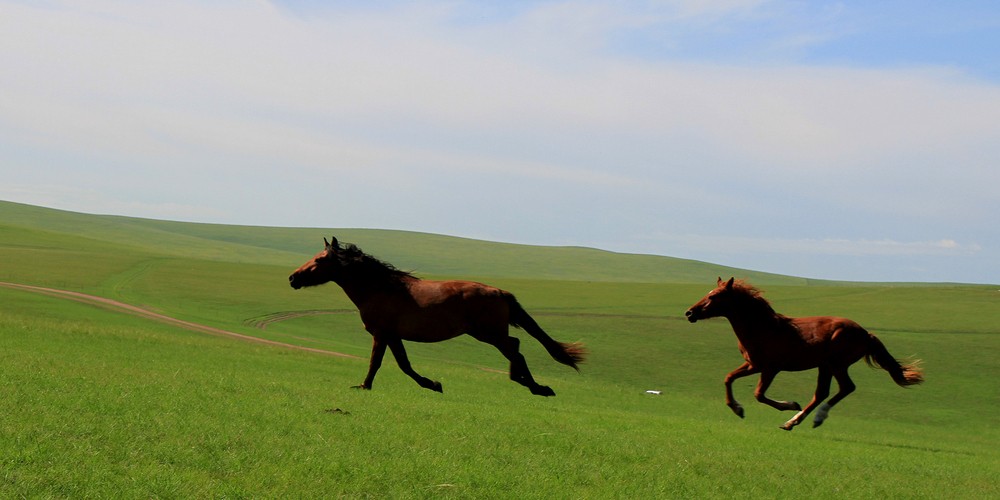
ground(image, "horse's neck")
xmin=335 ymin=275 xmax=412 ymax=308
xmin=725 ymin=307 xmax=785 ymax=345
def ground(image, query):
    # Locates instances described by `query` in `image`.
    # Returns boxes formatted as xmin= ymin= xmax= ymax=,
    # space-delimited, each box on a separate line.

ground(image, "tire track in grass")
xmin=243 ymin=309 xmax=357 ymax=330
xmin=0 ymin=281 xmax=362 ymax=359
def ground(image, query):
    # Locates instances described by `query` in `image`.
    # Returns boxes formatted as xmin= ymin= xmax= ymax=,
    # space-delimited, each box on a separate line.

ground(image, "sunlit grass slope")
xmin=2 ymin=283 xmax=997 ymax=498
xmin=1 ymin=200 xmax=998 ymax=497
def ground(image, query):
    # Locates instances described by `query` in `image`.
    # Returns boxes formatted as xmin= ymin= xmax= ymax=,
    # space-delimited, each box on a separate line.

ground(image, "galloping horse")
xmin=289 ymin=237 xmax=586 ymax=396
xmin=685 ymin=278 xmax=922 ymax=430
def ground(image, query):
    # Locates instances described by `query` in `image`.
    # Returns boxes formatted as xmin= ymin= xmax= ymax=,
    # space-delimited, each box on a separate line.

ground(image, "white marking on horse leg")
xmin=813 ymin=402 xmax=832 ymax=426
xmin=784 ymin=410 xmax=805 ymax=429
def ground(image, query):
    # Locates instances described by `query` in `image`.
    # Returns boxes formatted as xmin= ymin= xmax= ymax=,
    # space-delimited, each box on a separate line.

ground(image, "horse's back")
xmin=410 ymin=279 xmax=509 ymax=307
xmin=790 ymin=315 xmax=869 ymax=366
xmin=792 ymin=316 xmax=865 ymax=339
xmin=386 ymin=279 xmax=511 ymax=341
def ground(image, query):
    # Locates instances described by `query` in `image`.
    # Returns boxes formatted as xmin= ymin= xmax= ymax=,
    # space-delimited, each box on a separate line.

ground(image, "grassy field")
xmin=1 ymin=201 xmax=998 ymax=498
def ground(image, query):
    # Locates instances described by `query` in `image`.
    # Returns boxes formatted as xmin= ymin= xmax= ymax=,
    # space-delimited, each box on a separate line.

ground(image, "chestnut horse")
xmin=685 ymin=278 xmax=922 ymax=430
xmin=288 ymin=237 xmax=586 ymax=396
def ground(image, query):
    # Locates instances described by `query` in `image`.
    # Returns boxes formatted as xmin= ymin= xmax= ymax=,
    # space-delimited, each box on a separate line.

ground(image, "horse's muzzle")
xmin=289 ymin=274 xmax=302 ymax=290
xmin=684 ymin=309 xmax=699 ymax=323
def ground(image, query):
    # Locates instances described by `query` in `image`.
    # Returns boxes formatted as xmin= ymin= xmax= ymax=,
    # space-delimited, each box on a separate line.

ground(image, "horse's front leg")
xmin=724 ymin=362 xmax=758 ymax=418
xmin=754 ymin=370 xmax=802 ymax=413
xmin=386 ymin=337 xmax=443 ymax=393
xmin=354 ymin=338 xmax=387 ymax=390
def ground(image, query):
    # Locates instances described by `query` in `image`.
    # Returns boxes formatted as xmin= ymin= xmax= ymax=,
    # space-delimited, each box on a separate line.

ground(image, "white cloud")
xmin=4 ymin=1 xmax=997 ymax=179
xmin=1 ymin=0 xmax=997 ymax=282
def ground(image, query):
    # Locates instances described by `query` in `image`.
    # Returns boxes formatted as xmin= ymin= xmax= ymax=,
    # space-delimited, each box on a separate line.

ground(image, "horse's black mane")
xmin=730 ymin=279 xmax=790 ymax=322
xmin=336 ymin=243 xmax=416 ymax=285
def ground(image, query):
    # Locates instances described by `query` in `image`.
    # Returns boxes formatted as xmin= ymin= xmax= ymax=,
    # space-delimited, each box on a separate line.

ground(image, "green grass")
xmin=1 ymin=201 xmax=998 ymax=498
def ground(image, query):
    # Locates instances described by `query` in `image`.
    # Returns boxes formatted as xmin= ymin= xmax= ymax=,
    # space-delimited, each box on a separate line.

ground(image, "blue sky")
xmin=1 ymin=0 xmax=998 ymax=283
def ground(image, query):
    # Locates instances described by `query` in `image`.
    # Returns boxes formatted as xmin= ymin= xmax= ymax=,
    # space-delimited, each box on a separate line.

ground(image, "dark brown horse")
xmin=289 ymin=237 xmax=586 ymax=396
xmin=685 ymin=277 xmax=922 ymax=430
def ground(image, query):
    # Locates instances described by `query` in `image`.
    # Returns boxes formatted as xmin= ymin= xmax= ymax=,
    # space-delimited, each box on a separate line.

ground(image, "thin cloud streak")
xmin=647 ymin=233 xmax=983 ymax=257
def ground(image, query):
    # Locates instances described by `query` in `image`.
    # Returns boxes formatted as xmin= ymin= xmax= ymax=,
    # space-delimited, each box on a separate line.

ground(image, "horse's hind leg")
xmin=386 ymin=337 xmax=443 ymax=393
xmin=781 ymin=368 xmax=832 ymax=431
xmin=488 ymin=335 xmax=555 ymax=397
xmin=813 ymin=369 xmax=856 ymax=428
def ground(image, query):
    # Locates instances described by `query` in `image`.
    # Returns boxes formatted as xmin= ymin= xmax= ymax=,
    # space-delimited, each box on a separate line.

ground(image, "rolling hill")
xmin=0 ymin=199 xmax=806 ymax=285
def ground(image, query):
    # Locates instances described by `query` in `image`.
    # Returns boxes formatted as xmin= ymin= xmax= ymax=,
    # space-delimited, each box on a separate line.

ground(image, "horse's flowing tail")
xmin=865 ymin=334 xmax=923 ymax=386
xmin=505 ymin=294 xmax=587 ymax=370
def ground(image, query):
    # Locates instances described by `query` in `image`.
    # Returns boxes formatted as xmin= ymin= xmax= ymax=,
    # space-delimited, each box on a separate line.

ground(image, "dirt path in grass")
xmin=0 ymin=281 xmax=362 ymax=360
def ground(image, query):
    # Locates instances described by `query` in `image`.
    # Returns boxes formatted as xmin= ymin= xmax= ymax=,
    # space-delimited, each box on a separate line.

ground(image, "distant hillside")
xmin=0 ymin=200 xmax=807 ymax=284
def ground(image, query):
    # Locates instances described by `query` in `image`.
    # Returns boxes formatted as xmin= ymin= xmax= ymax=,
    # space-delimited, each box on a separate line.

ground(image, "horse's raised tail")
xmin=865 ymin=334 xmax=923 ymax=387
xmin=505 ymin=294 xmax=586 ymax=370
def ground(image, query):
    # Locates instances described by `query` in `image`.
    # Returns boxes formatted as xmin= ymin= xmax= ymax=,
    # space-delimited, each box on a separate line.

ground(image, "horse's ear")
xmin=324 ymin=236 xmax=339 ymax=251
xmin=725 ymin=277 xmax=735 ymax=290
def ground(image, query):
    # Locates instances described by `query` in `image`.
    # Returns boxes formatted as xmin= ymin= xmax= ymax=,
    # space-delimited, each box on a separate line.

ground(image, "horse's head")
xmin=289 ymin=237 xmax=342 ymax=289
xmin=685 ymin=277 xmax=736 ymax=323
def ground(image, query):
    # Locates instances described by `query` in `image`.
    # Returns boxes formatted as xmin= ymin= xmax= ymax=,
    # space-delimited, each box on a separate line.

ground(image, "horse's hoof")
xmin=430 ymin=381 xmax=443 ymax=393
xmin=812 ymin=420 xmax=824 ymax=428
xmin=533 ymin=386 xmax=556 ymax=397
xmin=780 ymin=419 xmax=800 ymax=431
xmin=351 ymin=384 xmax=371 ymax=390
xmin=791 ymin=402 xmax=802 ymax=411
xmin=729 ymin=404 xmax=745 ymax=418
